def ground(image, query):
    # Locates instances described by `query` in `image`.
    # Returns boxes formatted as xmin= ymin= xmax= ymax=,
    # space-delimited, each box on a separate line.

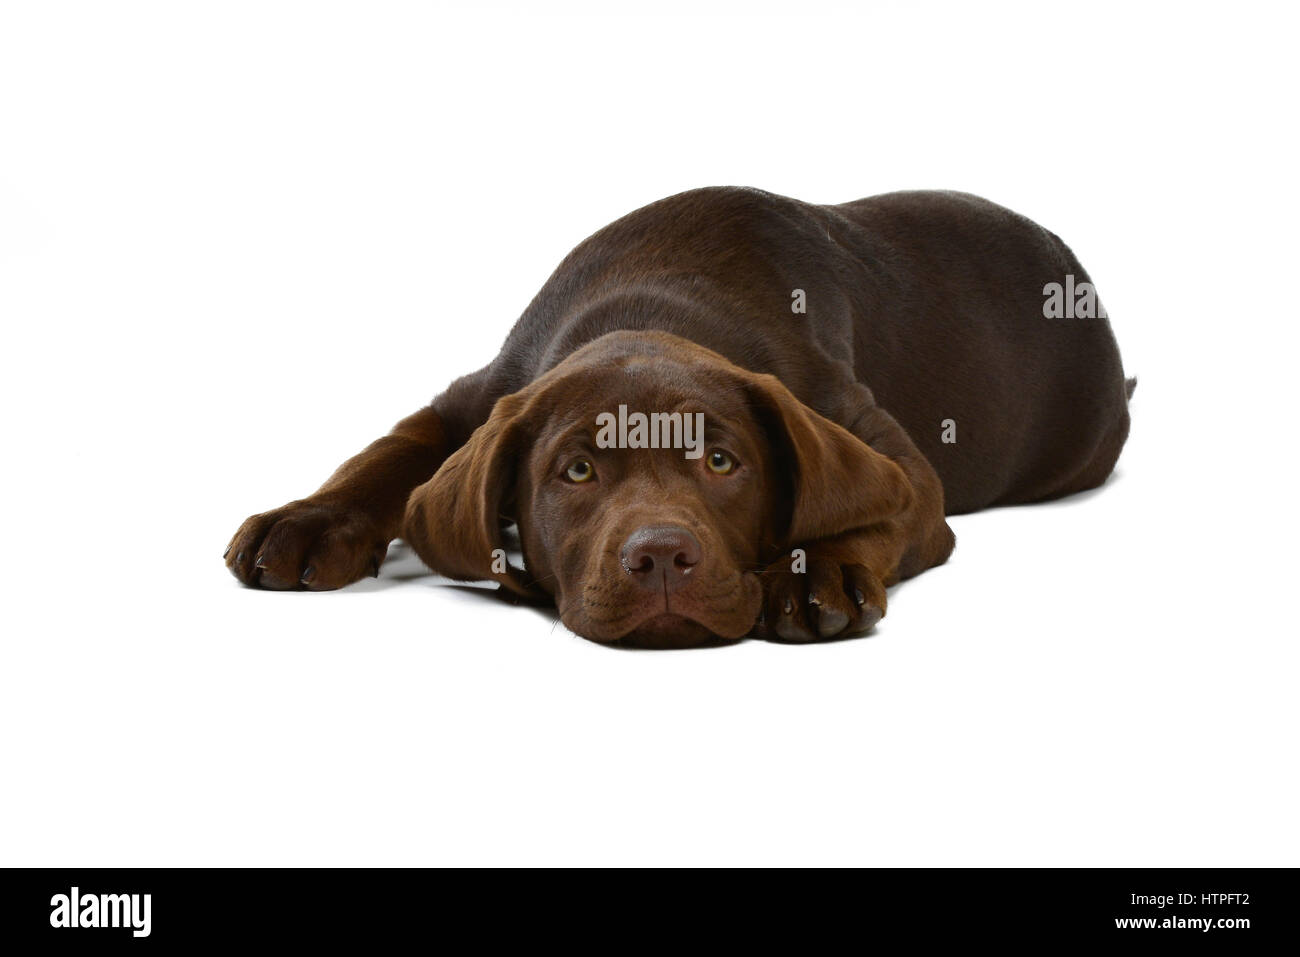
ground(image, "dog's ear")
xmin=403 ymin=391 xmax=538 ymax=598
xmin=744 ymin=372 xmax=913 ymax=546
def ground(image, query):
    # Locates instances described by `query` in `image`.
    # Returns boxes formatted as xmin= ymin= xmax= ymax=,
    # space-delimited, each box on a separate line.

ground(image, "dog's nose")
xmin=620 ymin=525 xmax=702 ymax=591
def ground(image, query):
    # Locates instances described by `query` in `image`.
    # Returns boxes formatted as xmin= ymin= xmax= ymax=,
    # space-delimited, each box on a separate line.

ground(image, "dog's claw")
xmin=816 ymin=607 xmax=849 ymax=637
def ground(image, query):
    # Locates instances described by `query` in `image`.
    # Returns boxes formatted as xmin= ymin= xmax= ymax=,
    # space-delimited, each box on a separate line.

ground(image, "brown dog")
xmin=225 ymin=187 xmax=1133 ymax=647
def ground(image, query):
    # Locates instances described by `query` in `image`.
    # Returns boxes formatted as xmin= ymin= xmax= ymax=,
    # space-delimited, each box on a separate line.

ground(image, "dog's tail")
xmin=1125 ymin=376 xmax=1138 ymax=400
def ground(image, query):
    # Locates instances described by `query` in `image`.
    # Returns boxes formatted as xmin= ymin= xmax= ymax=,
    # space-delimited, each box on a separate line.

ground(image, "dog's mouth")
xmin=619 ymin=613 xmax=733 ymax=649
xmin=564 ymin=569 xmax=763 ymax=648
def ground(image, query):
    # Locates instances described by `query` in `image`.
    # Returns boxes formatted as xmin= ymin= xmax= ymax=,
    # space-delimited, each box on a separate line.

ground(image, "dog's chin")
xmin=618 ymin=614 xmax=737 ymax=650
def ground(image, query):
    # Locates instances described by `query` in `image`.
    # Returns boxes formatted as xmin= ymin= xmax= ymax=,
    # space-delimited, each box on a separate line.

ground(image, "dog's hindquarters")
xmin=830 ymin=191 xmax=1133 ymax=513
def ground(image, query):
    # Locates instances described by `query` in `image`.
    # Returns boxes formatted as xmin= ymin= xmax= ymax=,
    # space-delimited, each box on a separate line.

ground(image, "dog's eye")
xmin=706 ymin=450 xmax=736 ymax=475
xmin=565 ymin=459 xmax=596 ymax=483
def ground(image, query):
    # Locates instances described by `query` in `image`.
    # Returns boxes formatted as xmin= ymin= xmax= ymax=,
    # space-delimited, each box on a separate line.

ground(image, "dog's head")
xmin=404 ymin=331 xmax=910 ymax=647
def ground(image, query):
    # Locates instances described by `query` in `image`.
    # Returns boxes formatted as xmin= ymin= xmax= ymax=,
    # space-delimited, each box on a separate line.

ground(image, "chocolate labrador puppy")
xmin=226 ymin=187 xmax=1133 ymax=647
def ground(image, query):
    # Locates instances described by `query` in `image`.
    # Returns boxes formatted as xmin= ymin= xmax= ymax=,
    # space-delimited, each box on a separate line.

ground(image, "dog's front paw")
xmin=224 ymin=500 xmax=388 ymax=591
xmin=754 ymin=555 xmax=886 ymax=642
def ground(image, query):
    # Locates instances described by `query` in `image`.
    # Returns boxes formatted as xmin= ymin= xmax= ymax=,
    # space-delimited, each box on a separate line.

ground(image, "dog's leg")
xmin=225 ymin=406 xmax=450 ymax=590
xmin=756 ymin=406 xmax=955 ymax=642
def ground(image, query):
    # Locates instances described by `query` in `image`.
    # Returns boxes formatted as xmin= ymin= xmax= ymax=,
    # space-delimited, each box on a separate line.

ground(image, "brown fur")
xmin=226 ymin=187 xmax=1132 ymax=647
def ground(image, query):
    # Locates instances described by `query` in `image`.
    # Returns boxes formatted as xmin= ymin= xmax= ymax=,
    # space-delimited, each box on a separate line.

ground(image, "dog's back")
xmin=487 ymin=186 xmax=1132 ymax=514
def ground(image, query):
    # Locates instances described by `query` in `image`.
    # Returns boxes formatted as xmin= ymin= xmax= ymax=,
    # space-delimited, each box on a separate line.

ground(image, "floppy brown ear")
xmin=403 ymin=392 xmax=538 ymax=598
xmin=745 ymin=372 xmax=913 ymax=545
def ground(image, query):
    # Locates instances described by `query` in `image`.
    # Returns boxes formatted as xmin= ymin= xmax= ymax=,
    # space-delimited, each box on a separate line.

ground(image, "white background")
xmin=1 ymin=1 xmax=1296 ymax=866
